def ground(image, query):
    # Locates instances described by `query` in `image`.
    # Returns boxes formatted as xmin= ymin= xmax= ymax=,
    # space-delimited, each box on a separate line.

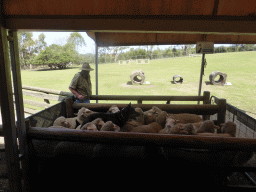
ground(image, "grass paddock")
xmin=21 ymin=51 xmax=256 ymax=118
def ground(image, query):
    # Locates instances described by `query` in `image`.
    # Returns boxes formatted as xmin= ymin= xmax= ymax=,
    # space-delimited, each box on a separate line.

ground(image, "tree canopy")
xmin=17 ymin=32 xmax=86 ymax=69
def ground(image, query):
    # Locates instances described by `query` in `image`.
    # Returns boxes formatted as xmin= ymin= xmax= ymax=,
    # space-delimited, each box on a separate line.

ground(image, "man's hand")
xmin=69 ymin=87 xmax=85 ymax=101
xmin=77 ymin=94 xmax=85 ymax=101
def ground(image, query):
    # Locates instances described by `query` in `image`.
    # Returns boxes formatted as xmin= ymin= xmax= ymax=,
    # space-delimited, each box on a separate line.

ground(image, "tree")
xmin=67 ymin=32 xmax=86 ymax=52
xmin=146 ymin=45 xmax=155 ymax=59
xmin=32 ymin=43 xmax=79 ymax=68
xmin=34 ymin=33 xmax=47 ymax=53
xmin=17 ymin=32 xmax=36 ymax=68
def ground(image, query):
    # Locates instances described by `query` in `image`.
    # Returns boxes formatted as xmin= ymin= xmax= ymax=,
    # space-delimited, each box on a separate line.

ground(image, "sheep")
xmin=165 ymin=115 xmax=179 ymax=128
xmin=129 ymin=122 xmax=162 ymax=133
xmin=53 ymin=108 xmax=96 ymax=129
xmin=143 ymin=106 xmax=162 ymax=124
xmin=100 ymin=121 xmax=120 ymax=132
xmin=156 ymin=111 xmax=168 ymax=129
xmin=106 ymin=105 xmax=120 ymax=113
xmin=77 ymin=107 xmax=96 ymax=124
xmin=196 ymin=120 xmax=220 ymax=133
xmin=157 ymin=114 xmax=179 ymax=134
xmin=168 ymin=113 xmax=203 ymax=124
xmin=53 ymin=116 xmax=77 ymax=129
xmin=80 ymin=122 xmax=98 ymax=131
xmin=80 ymin=118 xmax=104 ymax=131
xmin=220 ymin=121 xmax=237 ymax=137
xmin=166 ymin=123 xmax=195 ymax=135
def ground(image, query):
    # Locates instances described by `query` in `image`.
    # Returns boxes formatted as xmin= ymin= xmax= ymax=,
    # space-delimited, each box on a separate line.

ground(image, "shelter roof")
xmin=2 ymin=0 xmax=256 ymax=46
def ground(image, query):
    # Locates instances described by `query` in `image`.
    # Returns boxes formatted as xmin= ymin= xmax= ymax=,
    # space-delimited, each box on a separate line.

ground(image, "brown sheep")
xmin=167 ymin=123 xmax=195 ymax=135
xmin=165 ymin=115 xmax=179 ymax=128
xmin=196 ymin=120 xmax=220 ymax=133
xmin=129 ymin=122 xmax=162 ymax=133
xmin=220 ymin=121 xmax=237 ymax=137
xmin=100 ymin=121 xmax=120 ymax=132
xmin=143 ymin=106 xmax=162 ymax=124
xmin=168 ymin=113 xmax=203 ymax=124
xmin=158 ymin=114 xmax=179 ymax=134
xmin=156 ymin=111 xmax=168 ymax=128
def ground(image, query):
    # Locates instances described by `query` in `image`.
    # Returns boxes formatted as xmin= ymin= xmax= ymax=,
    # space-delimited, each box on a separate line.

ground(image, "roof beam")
xmin=5 ymin=17 xmax=256 ymax=34
xmin=95 ymin=32 xmax=256 ymax=46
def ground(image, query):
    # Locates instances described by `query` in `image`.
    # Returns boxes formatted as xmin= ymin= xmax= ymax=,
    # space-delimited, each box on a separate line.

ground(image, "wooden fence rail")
xmin=20 ymin=86 xmax=211 ymax=115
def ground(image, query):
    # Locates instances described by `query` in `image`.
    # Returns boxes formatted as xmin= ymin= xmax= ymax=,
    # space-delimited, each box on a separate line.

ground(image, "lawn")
xmin=21 ymin=51 xmax=256 ymax=118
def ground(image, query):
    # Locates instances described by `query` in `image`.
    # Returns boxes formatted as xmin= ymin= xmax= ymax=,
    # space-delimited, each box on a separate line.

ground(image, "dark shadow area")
xmin=126 ymin=81 xmax=133 ymax=85
xmin=205 ymin=81 xmax=214 ymax=85
xmin=29 ymin=66 xmax=79 ymax=72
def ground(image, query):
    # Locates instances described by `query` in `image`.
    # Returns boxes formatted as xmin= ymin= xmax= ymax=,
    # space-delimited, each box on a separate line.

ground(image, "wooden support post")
xmin=198 ymin=53 xmax=205 ymax=104
xmin=65 ymin=97 xmax=74 ymax=118
xmin=0 ymin=27 xmax=23 ymax=191
xmin=203 ymin=91 xmax=211 ymax=120
xmin=217 ymin=98 xmax=226 ymax=132
xmin=9 ymin=30 xmax=31 ymax=191
xmin=95 ymin=33 xmax=99 ymax=104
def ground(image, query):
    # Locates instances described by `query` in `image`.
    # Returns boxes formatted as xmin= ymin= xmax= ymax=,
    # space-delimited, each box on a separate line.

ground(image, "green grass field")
xmin=21 ymin=51 xmax=256 ymax=118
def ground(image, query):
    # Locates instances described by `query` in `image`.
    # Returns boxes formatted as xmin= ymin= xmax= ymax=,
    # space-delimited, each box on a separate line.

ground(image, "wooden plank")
xmin=217 ymin=99 xmax=226 ymax=128
xmin=5 ymin=17 xmax=256 ymax=35
xmin=64 ymin=97 xmax=74 ymax=118
xmin=9 ymin=29 xmax=32 ymax=191
xmin=0 ymin=26 xmax=22 ymax=191
xmin=3 ymin=0 xmax=215 ymax=16
xmin=24 ymin=107 xmax=40 ymax=114
xmin=90 ymin=95 xmax=205 ymax=101
xmin=23 ymin=99 xmax=53 ymax=108
xmin=27 ymin=127 xmax=256 ymax=151
xmin=203 ymin=91 xmax=211 ymax=120
xmin=72 ymin=103 xmax=220 ymax=115
xmin=23 ymin=90 xmax=66 ymax=101
xmin=22 ymin=85 xmax=72 ymax=97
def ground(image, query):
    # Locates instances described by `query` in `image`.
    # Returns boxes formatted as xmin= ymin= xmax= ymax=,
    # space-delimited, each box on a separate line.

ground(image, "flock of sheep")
xmin=50 ymin=105 xmax=237 ymax=137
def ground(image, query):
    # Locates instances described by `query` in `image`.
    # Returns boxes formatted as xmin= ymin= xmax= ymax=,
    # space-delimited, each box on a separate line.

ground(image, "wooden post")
xmin=9 ymin=30 xmax=32 ymax=191
xmin=197 ymin=53 xmax=205 ymax=104
xmin=203 ymin=91 xmax=210 ymax=120
xmin=217 ymin=98 xmax=226 ymax=132
xmin=65 ymin=97 xmax=74 ymax=118
xmin=0 ymin=27 xmax=22 ymax=191
xmin=95 ymin=33 xmax=99 ymax=104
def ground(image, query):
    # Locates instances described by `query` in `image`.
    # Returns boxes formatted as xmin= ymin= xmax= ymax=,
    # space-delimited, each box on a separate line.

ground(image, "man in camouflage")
xmin=69 ymin=63 xmax=94 ymax=103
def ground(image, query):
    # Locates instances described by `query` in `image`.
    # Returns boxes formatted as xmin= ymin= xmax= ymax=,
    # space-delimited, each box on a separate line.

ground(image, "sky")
xmin=32 ymin=32 xmax=96 ymax=54
xmin=32 ymin=31 xmax=231 ymax=54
